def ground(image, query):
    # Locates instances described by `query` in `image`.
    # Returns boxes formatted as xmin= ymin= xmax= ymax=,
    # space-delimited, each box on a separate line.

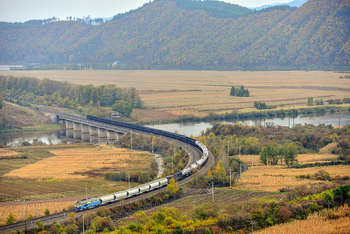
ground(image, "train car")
xmin=115 ymin=191 xmax=127 ymax=200
xmin=75 ymin=198 xmax=102 ymax=212
xmin=139 ymin=184 xmax=151 ymax=193
xmin=100 ymin=194 xmax=116 ymax=205
xmin=149 ymin=178 xmax=168 ymax=190
xmin=127 ymin=187 xmax=141 ymax=197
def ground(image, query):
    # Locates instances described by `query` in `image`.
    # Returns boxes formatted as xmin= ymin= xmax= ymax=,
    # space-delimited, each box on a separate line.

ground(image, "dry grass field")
xmin=238 ymin=164 xmax=350 ymax=192
xmin=238 ymin=153 xmax=349 ymax=192
xmin=4 ymin=145 xmax=153 ymax=179
xmin=0 ymin=199 xmax=74 ymax=225
xmin=254 ymin=205 xmax=350 ymax=234
xmin=1 ymin=70 xmax=349 ymax=120
xmin=0 ymin=149 xmax=18 ymax=157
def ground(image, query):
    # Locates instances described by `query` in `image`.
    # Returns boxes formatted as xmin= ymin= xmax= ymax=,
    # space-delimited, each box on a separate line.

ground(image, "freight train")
xmin=75 ymin=115 xmax=209 ymax=212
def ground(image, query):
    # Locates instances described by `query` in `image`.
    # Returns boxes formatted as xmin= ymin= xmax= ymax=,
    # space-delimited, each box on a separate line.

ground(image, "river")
xmin=1 ymin=112 xmax=350 ymax=146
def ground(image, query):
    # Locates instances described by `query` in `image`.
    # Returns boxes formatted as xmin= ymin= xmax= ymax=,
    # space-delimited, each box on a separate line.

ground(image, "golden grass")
xmin=1 ymin=70 xmax=349 ymax=120
xmin=0 ymin=149 xmax=18 ymax=157
xmin=0 ymin=200 xmax=74 ymax=225
xmin=319 ymin=143 xmax=337 ymax=154
xmin=297 ymin=154 xmax=338 ymax=164
xmin=238 ymin=155 xmax=263 ymax=166
xmin=4 ymin=145 xmax=153 ymax=179
xmin=238 ymin=165 xmax=350 ymax=192
xmin=254 ymin=205 xmax=350 ymax=234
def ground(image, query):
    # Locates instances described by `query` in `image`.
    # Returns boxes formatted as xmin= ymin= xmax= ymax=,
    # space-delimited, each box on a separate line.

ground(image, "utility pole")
xmin=24 ymin=200 xmax=27 ymax=233
xmin=173 ymin=147 xmax=175 ymax=171
xmin=211 ymin=181 xmax=215 ymax=202
xmin=130 ymin=131 xmax=133 ymax=150
xmin=229 ymin=168 xmax=232 ymax=188
xmin=152 ymin=137 xmax=154 ymax=153
xmin=239 ymin=163 xmax=242 ymax=176
xmin=227 ymin=140 xmax=230 ymax=156
xmin=82 ymin=214 xmax=85 ymax=234
xmin=238 ymin=140 xmax=241 ymax=157
xmin=85 ymin=186 xmax=87 ymax=200
xmin=128 ymin=174 xmax=131 ymax=189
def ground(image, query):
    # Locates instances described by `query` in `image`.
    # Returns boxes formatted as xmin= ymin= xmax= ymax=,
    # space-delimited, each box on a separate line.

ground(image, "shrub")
xmin=6 ymin=213 xmax=15 ymax=225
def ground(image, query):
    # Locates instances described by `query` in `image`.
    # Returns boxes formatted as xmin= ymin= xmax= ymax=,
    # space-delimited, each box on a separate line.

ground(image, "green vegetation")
xmin=205 ymin=123 xmax=350 ymax=155
xmin=230 ymin=86 xmax=250 ymax=97
xmin=6 ymin=213 xmax=15 ymax=225
xmin=44 ymin=209 xmax=50 ymax=216
xmin=41 ymin=184 xmax=350 ymax=233
xmin=260 ymin=143 xmax=298 ymax=167
xmin=254 ymin=101 xmax=274 ymax=110
xmin=0 ymin=0 xmax=348 ymax=68
xmin=0 ymin=76 xmax=142 ymax=117
xmin=297 ymin=170 xmax=331 ymax=181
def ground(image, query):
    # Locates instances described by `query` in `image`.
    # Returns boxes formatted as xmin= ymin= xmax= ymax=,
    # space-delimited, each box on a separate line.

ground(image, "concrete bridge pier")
xmin=106 ymin=131 xmax=119 ymax=144
xmin=89 ymin=126 xmax=98 ymax=144
xmin=73 ymin=122 xmax=82 ymax=140
xmin=81 ymin=124 xmax=90 ymax=142
xmin=65 ymin=120 xmax=74 ymax=138
xmin=57 ymin=119 xmax=66 ymax=136
xmin=98 ymin=128 xmax=108 ymax=144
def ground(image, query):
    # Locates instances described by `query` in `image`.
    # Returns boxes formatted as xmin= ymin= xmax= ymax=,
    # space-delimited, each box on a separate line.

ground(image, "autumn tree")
xmin=284 ymin=143 xmax=298 ymax=167
xmin=166 ymin=178 xmax=179 ymax=197
xmin=260 ymin=145 xmax=278 ymax=165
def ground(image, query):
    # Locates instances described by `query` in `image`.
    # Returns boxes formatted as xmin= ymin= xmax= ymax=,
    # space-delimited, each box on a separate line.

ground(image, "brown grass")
xmin=297 ymin=154 xmax=338 ymax=164
xmin=319 ymin=143 xmax=337 ymax=154
xmin=1 ymin=70 xmax=349 ymax=120
xmin=0 ymin=200 xmax=74 ymax=225
xmin=4 ymin=145 xmax=153 ymax=179
xmin=0 ymin=149 xmax=18 ymax=157
xmin=0 ymin=102 xmax=50 ymax=128
xmin=254 ymin=205 xmax=350 ymax=234
xmin=238 ymin=165 xmax=350 ymax=192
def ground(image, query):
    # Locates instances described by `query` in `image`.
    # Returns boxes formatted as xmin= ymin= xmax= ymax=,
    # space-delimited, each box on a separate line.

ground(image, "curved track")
xmin=0 ymin=116 xmax=214 ymax=233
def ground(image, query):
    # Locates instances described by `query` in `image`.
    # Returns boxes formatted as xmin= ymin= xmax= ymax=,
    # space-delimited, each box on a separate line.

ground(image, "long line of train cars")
xmin=74 ymin=115 xmax=209 ymax=212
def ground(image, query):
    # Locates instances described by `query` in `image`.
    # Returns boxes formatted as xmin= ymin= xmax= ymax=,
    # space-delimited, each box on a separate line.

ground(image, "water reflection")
xmin=147 ymin=113 xmax=350 ymax=137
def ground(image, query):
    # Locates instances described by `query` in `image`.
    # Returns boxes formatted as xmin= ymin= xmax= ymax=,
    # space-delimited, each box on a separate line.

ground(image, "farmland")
xmin=1 ymin=70 xmax=350 ymax=121
xmin=5 ymin=145 xmax=154 ymax=180
xmin=238 ymin=153 xmax=349 ymax=192
xmin=0 ymin=144 xmax=156 ymax=224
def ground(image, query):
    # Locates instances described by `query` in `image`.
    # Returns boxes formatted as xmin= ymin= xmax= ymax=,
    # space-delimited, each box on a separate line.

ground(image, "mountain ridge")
xmin=0 ymin=0 xmax=349 ymax=69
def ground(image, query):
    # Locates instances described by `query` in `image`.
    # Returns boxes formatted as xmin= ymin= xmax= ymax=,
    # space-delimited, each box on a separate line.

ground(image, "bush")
xmin=44 ymin=208 xmax=50 ymax=216
xmin=6 ymin=213 xmax=15 ymax=225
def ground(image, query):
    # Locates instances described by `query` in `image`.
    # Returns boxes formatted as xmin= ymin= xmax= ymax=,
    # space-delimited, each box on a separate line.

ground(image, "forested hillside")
xmin=0 ymin=0 xmax=349 ymax=69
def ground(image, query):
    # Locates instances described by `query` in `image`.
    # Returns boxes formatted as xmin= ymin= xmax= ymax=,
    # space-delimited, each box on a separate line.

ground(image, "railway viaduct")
xmin=56 ymin=113 xmax=126 ymax=144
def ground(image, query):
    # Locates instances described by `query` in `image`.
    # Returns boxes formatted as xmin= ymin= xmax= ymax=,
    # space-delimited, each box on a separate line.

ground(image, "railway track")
xmin=0 ymin=118 xmax=214 ymax=233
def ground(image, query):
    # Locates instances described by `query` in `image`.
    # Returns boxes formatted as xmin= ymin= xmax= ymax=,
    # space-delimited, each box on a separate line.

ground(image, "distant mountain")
xmin=0 ymin=0 xmax=349 ymax=69
xmin=255 ymin=0 xmax=308 ymax=11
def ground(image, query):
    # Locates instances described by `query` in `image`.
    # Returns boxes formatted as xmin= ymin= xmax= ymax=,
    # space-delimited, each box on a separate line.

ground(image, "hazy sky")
xmin=0 ymin=0 xmax=292 ymax=22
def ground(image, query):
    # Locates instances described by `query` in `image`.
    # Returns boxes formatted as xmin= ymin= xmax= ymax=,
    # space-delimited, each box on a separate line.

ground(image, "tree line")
xmin=230 ymin=86 xmax=250 ymax=97
xmin=0 ymin=76 xmax=143 ymax=117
